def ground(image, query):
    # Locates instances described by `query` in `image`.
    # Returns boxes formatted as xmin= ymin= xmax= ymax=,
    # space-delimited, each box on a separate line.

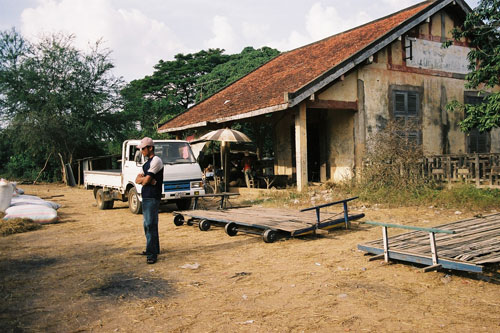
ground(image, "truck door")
xmin=123 ymin=143 xmax=143 ymax=190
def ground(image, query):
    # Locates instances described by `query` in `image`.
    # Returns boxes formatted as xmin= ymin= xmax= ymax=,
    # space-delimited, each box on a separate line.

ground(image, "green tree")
xmin=121 ymin=48 xmax=228 ymax=137
xmin=121 ymin=46 xmax=280 ymax=137
xmin=195 ymin=46 xmax=280 ymax=101
xmin=0 ymin=28 xmax=124 ymax=182
xmin=147 ymin=48 xmax=228 ymax=108
xmin=446 ymin=0 xmax=500 ymax=132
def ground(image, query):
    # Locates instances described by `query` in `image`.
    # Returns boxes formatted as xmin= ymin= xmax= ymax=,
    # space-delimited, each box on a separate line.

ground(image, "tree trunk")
xmin=33 ymin=151 xmax=53 ymax=184
xmin=58 ymin=153 xmax=67 ymax=185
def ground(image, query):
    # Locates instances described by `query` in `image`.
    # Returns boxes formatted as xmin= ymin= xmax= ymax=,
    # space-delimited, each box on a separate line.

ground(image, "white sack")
xmin=10 ymin=195 xmax=61 ymax=210
xmin=0 ymin=179 xmax=13 ymax=212
xmin=4 ymin=204 xmax=58 ymax=224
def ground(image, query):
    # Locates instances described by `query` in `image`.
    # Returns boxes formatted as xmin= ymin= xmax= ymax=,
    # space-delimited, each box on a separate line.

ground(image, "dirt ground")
xmin=1 ymin=184 xmax=500 ymax=332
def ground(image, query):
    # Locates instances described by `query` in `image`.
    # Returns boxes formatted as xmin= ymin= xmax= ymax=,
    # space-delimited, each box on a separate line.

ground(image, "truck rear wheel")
xmin=96 ymin=189 xmax=113 ymax=210
xmin=128 ymin=187 xmax=142 ymax=214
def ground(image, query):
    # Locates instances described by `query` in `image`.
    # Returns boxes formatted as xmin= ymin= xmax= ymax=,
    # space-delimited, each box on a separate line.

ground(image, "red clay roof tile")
xmin=159 ymin=1 xmax=433 ymax=132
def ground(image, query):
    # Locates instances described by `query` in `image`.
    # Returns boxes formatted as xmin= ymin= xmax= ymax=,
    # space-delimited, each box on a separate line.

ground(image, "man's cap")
xmin=137 ymin=137 xmax=154 ymax=149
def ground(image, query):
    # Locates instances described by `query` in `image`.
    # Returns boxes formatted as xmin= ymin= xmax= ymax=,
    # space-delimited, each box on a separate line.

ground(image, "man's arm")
xmin=135 ymin=173 xmax=155 ymax=185
xmin=135 ymin=156 xmax=162 ymax=185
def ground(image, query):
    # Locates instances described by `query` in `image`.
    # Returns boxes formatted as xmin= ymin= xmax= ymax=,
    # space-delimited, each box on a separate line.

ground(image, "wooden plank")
xmin=363 ymin=221 xmax=455 ymax=234
xmin=457 ymin=168 xmax=470 ymax=175
xmin=306 ymin=100 xmax=358 ymax=110
xmin=422 ymin=264 xmax=442 ymax=272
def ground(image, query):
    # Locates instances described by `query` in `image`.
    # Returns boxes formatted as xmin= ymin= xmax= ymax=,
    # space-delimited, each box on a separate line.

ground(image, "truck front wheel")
xmin=128 ymin=187 xmax=142 ymax=214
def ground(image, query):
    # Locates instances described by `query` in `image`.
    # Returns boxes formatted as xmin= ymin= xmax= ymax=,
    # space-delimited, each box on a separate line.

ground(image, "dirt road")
xmin=1 ymin=184 xmax=499 ymax=332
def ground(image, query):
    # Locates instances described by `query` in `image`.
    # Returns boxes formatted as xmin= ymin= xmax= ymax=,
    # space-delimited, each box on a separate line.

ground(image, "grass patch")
xmin=428 ymin=185 xmax=500 ymax=210
xmin=250 ymin=183 xmax=500 ymax=212
xmin=328 ymin=182 xmax=500 ymax=210
xmin=0 ymin=214 xmax=42 ymax=236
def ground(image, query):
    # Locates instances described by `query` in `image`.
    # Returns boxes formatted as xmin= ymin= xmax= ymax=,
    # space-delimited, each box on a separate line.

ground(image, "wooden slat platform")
xmin=358 ymin=213 xmax=500 ymax=272
xmin=177 ymin=206 xmax=364 ymax=236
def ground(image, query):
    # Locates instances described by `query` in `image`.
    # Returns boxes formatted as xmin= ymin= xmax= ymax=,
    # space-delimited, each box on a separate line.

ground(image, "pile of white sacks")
xmin=0 ymin=179 xmax=60 ymax=224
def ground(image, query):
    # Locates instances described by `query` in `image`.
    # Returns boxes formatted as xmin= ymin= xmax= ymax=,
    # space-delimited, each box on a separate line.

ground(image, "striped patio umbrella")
xmin=198 ymin=128 xmax=251 ymax=143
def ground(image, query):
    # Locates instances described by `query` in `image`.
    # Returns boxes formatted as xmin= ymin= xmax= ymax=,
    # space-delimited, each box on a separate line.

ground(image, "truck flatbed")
xmin=85 ymin=169 xmax=121 ymax=175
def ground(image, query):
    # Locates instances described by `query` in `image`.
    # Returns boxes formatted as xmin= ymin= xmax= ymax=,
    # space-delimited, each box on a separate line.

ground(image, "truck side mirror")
xmin=134 ymin=151 xmax=143 ymax=165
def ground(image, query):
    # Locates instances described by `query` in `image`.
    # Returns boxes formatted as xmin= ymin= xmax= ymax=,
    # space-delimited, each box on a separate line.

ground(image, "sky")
xmin=0 ymin=0 xmax=480 ymax=82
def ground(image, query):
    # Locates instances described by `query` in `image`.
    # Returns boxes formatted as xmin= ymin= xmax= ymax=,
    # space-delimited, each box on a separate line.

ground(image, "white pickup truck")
xmin=84 ymin=139 xmax=205 ymax=214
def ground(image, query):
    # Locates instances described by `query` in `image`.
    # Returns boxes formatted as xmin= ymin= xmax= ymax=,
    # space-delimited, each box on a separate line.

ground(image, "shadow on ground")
xmin=87 ymin=272 xmax=174 ymax=299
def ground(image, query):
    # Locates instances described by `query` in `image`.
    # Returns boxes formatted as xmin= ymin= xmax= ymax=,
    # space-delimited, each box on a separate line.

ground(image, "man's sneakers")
xmin=147 ymin=257 xmax=157 ymax=264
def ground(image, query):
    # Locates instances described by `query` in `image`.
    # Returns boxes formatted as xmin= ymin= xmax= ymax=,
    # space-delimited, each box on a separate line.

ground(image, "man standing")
xmin=135 ymin=137 xmax=163 ymax=264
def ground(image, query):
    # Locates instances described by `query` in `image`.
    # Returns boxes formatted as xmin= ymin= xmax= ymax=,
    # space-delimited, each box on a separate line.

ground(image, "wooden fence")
xmin=423 ymin=153 xmax=500 ymax=188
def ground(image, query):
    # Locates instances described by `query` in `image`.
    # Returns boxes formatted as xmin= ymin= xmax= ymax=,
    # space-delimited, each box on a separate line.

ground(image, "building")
xmin=158 ymin=0 xmax=500 ymax=190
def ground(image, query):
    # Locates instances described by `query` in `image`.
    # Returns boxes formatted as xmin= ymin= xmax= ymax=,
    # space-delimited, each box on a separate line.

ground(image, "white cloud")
xmin=20 ymin=0 xmax=189 ymax=81
xmin=381 ymin=0 xmax=419 ymax=8
xmin=268 ymin=2 xmax=373 ymax=52
xmin=204 ymin=15 xmax=237 ymax=52
xmin=305 ymin=2 xmax=371 ymax=41
xmin=268 ymin=30 xmax=310 ymax=52
xmin=241 ymin=21 xmax=270 ymax=42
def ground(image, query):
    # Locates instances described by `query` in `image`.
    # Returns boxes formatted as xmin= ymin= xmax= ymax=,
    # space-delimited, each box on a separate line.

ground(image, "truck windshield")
xmin=154 ymin=142 xmax=196 ymax=164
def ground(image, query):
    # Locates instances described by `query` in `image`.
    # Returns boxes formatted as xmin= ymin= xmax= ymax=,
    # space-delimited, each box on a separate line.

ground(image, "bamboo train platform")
xmin=358 ymin=213 xmax=500 ymax=273
xmin=173 ymin=197 xmax=365 ymax=243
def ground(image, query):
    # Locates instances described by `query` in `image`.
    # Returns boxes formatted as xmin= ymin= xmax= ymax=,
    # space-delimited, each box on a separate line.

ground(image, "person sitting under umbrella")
xmin=241 ymin=151 xmax=255 ymax=188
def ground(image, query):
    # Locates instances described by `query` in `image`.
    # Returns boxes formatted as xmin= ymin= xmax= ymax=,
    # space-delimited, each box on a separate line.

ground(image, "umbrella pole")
xmin=224 ymin=142 xmax=230 ymax=192
xmin=219 ymin=142 xmax=224 ymax=193
xmin=212 ymin=141 xmax=215 ymax=170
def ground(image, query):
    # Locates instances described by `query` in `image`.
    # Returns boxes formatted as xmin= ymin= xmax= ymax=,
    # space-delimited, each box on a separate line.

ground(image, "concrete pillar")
xmin=354 ymin=79 xmax=366 ymax=176
xmin=295 ymin=102 xmax=308 ymax=191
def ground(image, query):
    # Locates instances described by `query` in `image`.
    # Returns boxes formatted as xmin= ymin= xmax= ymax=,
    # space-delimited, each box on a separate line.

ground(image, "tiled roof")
xmin=158 ymin=1 xmax=434 ymax=132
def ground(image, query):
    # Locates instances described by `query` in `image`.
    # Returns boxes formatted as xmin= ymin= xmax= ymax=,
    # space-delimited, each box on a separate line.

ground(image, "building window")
xmin=465 ymin=94 xmax=490 ymax=153
xmin=392 ymin=90 xmax=421 ymax=144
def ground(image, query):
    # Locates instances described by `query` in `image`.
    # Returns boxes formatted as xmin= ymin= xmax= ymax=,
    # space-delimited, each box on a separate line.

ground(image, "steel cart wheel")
xmin=186 ymin=218 xmax=195 ymax=226
xmin=263 ymin=229 xmax=278 ymax=243
xmin=198 ymin=219 xmax=211 ymax=231
xmin=173 ymin=214 xmax=185 ymax=226
xmin=225 ymin=222 xmax=238 ymax=236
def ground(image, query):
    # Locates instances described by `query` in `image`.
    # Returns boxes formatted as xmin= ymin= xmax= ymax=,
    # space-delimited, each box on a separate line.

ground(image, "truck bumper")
xmin=163 ymin=189 xmax=205 ymax=200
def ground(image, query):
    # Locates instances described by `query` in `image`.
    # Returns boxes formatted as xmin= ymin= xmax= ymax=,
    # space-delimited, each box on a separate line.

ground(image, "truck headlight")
xmin=190 ymin=181 xmax=203 ymax=189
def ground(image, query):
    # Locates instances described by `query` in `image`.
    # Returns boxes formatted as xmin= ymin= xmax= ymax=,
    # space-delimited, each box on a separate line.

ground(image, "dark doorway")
xmin=307 ymin=111 xmax=322 ymax=182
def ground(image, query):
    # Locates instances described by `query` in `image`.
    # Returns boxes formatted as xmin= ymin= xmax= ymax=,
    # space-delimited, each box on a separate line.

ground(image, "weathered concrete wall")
xmin=317 ymin=70 xmax=358 ymax=181
xmin=406 ymin=38 xmax=471 ymax=74
xmin=359 ymin=50 xmax=468 ymax=155
xmin=326 ymin=110 xmax=355 ymax=182
xmin=356 ymin=8 xmax=500 ymax=156
xmin=318 ymin=72 xmax=358 ymax=102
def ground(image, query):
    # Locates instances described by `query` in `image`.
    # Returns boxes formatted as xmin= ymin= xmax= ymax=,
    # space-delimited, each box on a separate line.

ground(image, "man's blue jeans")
xmin=142 ymin=197 xmax=160 ymax=259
